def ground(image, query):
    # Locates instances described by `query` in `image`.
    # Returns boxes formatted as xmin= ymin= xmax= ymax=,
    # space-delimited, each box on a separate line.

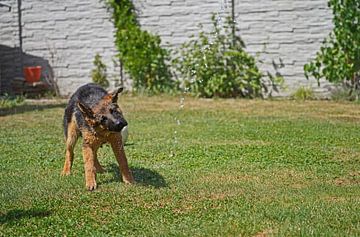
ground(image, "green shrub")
xmin=291 ymin=86 xmax=315 ymax=100
xmin=173 ymin=15 xmax=282 ymax=98
xmin=0 ymin=95 xmax=25 ymax=109
xmin=91 ymin=53 xmax=109 ymax=88
xmin=330 ymin=86 xmax=360 ymax=101
xmin=107 ymin=0 xmax=175 ymax=94
xmin=304 ymin=0 xmax=360 ymax=95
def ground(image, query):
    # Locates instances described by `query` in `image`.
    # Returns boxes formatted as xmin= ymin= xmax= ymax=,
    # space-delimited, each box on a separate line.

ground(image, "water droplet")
xmin=179 ymin=97 xmax=185 ymax=109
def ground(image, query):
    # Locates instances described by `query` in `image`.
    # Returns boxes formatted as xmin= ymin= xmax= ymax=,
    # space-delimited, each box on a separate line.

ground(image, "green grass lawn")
xmin=1 ymin=96 xmax=359 ymax=236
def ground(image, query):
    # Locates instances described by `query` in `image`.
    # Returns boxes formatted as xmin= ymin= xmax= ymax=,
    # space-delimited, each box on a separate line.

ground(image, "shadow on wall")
xmin=0 ymin=44 xmax=54 ymax=95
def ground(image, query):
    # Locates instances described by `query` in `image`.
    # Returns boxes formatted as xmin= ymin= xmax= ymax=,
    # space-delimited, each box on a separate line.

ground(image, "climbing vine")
xmin=106 ymin=0 xmax=175 ymax=93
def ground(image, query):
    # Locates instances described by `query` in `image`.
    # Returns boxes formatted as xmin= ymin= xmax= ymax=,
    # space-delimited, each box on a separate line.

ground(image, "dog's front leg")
xmin=82 ymin=144 xmax=97 ymax=190
xmin=110 ymin=135 xmax=134 ymax=184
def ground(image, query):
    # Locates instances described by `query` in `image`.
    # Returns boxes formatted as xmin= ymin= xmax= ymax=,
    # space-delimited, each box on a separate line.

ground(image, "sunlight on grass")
xmin=0 ymin=96 xmax=359 ymax=236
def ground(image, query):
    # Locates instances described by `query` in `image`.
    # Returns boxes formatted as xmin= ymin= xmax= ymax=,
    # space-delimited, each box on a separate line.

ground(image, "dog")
xmin=62 ymin=83 xmax=134 ymax=190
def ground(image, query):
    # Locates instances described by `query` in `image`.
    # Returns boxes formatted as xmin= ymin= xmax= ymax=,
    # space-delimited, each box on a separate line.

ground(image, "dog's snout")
xmin=115 ymin=119 xmax=128 ymax=129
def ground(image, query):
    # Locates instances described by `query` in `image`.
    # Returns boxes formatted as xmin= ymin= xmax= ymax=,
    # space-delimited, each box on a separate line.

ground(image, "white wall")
xmin=0 ymin=0 xmax=333 ymax=96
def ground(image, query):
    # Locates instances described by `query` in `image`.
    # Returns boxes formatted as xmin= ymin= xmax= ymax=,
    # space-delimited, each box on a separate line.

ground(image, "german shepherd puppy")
xmin=62 ymin=83 xmax=134 ymax=190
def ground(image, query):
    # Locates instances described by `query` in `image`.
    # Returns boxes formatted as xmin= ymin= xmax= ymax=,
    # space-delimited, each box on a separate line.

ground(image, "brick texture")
xmin=133 ymin=0 xmax=334 ymax=96
xmin=0 ymin=0 xmax=119 ymax=95
xmin=0 ymin=0 xmax=333 ymax=96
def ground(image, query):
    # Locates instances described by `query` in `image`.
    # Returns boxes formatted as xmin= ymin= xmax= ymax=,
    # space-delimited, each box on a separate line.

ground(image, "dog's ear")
xmin=110 ymin=87 xmax=124 ymax=103
xmin=77 ymin=102 xmax=94 ymax=119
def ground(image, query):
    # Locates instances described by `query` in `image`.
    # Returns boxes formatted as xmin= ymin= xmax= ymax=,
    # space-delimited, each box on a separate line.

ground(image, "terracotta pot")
xmin=23 ymin=66 xmax=42 ymax=83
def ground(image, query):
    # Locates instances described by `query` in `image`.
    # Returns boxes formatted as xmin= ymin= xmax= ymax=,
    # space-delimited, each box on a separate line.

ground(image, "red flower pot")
xmin=23 ymin=66 xmax=42 ymax=83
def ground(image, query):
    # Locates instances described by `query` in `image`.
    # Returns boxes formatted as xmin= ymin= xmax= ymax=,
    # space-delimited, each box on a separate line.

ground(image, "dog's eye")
xmin=109 ymin=104 xmax=119 ymax=114
xmin=101 ymin=116 xmax=108 ymax=123
xmin=110 ymin=108 xmax=119 ymax=115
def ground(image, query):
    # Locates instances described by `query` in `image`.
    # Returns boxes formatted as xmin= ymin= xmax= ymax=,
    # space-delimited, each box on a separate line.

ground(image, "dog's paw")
xmin=86 ymin=177 xmax=97 ymax=191
xmin=86 ymin=181 xmax=97 ymax=191
xmin=61 ymin=170 xmax=71 ymax=176
xmin=123 ymin=176 xmax=135 ymax=184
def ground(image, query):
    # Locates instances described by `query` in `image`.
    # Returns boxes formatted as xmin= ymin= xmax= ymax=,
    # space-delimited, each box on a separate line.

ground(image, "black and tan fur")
xmin=62 ymin=83 xmax=134 ymax=190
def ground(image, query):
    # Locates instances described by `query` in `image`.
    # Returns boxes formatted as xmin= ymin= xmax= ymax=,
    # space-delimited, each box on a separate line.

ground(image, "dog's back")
xmin=63 ymin=83 xmax=107 ymax=139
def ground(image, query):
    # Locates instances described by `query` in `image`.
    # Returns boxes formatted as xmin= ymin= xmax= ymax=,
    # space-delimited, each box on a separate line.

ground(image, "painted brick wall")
xmin=0 ymin=0 xmax=119 ymax=95
xmin=0 ymin=0 xmax=20 ymax=92
xmin=133 ymin=0 xmax=334 ymax=96
xmin=0 ymin=0 xmax=333 ymax=96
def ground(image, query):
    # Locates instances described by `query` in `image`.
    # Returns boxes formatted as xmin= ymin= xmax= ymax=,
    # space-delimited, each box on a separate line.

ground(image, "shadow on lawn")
xmin=0 ymin=208 xmax=51 ymax=224
xmin=104 ymin=163 xmax=167 ymax=188
xmin=0 ymin=102 xmax=66 ymax=116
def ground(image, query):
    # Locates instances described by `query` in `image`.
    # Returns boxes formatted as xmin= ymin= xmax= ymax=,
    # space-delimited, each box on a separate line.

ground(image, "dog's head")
xmin=77 ymin=87 xmax=128 ymax=133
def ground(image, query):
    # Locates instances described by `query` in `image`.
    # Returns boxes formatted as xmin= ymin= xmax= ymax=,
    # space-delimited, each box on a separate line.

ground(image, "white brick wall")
xmin=0 ymin=0 xmax=20 ymax=92
xmin=21 ymin=0 xmax=119 ymax=95
xmin=0 ymin=0 xmax=119 ymax=95
xmin=133 ymin=0 xmax=334 ymax=96
xmin=0 ymin=0 xmax=333 ymax=96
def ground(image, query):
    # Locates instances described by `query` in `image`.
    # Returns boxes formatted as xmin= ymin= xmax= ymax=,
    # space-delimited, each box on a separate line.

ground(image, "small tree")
xmin=304 ymin=0 xmax=360 ymax=95
xmin=91 ymin=53 xmax=109 ymax=88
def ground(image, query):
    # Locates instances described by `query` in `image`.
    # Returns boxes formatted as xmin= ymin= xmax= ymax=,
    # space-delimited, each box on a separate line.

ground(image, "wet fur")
xmin=62 ymin=83 xmax=134 ymax=190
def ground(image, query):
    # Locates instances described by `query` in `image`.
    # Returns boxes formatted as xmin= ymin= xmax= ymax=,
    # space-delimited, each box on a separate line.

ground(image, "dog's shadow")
xmin=0 ymin=208 xmax=51 ymax=224
xmin=103 ymin=164 xmax=167 ymax=188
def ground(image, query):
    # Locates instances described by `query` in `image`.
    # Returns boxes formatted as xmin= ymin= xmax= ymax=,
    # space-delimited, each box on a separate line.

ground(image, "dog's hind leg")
xmin=62 ymin=119 xmax=79 ymax=176
xmin=94 ymin=154 xmax=105 ymax=173
xmin=110 ymin=134 xmax=134 ymax=184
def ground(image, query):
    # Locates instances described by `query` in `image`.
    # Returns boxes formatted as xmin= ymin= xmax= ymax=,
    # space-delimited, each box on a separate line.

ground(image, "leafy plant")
xmin=291 ymin=86 xmax=315 ymax=100
xmin=0 ymin=94 xmax=25 ymax=109
xmin=304 ymin=0 xmax=360 ymax=96
xmin=106 ymin=0 xmax=175 ymax=94
xmin=91 ymin=53 xmax=109 ymax=88
xmin=330 ymin=86 xmax=360 ymax=101
xmin=173 ymin=15 xmax=283 ymax=98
